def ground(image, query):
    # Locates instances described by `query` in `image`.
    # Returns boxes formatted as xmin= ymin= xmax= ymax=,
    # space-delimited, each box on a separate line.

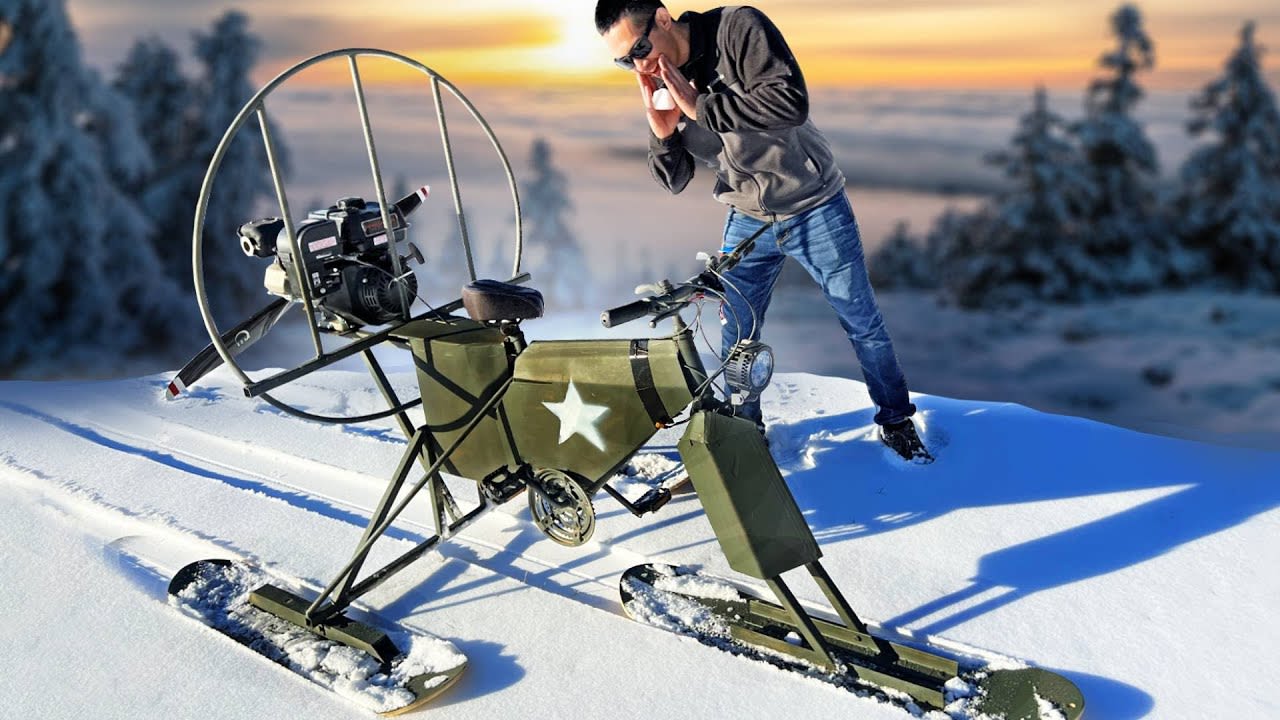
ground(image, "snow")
xmin=2 ymin=351 xmax=1278 ymax=719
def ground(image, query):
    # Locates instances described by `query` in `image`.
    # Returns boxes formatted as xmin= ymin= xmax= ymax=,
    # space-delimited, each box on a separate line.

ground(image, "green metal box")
xmin=678 ymin=411 xmax=822 ymax=579
xmin=504 ymin=338 xmax=695 ymax=490
xmin=398 ymin=318 xmax=518 ymax=481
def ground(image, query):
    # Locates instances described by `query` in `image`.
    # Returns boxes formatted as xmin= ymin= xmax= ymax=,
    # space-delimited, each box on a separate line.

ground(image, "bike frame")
xmin=273 ymin=310 xmax=712 ymax=626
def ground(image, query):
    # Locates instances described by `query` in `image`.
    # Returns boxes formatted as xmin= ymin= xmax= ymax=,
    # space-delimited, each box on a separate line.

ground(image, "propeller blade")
xmin=393 ymin=185 xmax=431 ymax=217
xmin=165 ymin=298 xmax=291 ymax=399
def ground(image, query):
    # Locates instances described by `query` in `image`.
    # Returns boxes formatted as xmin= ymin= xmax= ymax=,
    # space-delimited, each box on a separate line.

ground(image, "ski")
xmin=168 ymin=559 xmax=466 ymax=716
xmin=620 ymin=563 xmax=1083 ymax=720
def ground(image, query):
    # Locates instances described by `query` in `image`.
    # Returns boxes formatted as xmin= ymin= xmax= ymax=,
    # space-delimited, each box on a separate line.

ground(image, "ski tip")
xmin=619 ymin=563 xmax=750 ymax=614
xmin=619 ymin=563 xmax=668 ymax=599
xmin=619 ymin=564 xmax=690 ymax=619
xmin=168 ymin=558 xmax=235 ymax=597
xmin=378 ymin=664 xmax=467 ymax=717
xmin=976 ymin=667 xmax=1085 ymax=720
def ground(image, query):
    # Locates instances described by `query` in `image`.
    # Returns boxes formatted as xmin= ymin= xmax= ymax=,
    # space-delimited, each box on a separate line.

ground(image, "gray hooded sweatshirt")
xmin=648 ymin=6 xmax=846 ymax=221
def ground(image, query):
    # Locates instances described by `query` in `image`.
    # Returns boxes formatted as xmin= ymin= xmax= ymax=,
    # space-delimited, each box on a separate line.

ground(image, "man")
xmin=595 ymin=1 xmax=933 ymax=463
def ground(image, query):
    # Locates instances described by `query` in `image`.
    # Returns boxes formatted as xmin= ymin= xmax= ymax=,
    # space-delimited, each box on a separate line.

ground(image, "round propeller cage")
xmin=192 ymin=48 xmax=523 ymax=423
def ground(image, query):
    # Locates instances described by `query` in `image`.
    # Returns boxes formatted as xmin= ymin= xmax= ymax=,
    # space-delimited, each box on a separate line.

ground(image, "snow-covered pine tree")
xmin=81 ymin=64 xmax=191 ymax=350
xmin=1072 ymin=3 xmax=1167 ymax=294
xmin=191 ymin=11 xmax=289 ymax=320
xmin=927 ymin=206 xmax=1003 ymax=308
xmin=869 ymin=221 xmax=935 ymax=290
xmin=0 ymin=0 xmax=183 ymax=377
xmin=926 ymin=207 xmax=981 ymax=290
xmin=113 ymin=36 xmax=203 ymax=316
xmin=519 ymin=138 xmax=587 ymax=310
xmin=1176 ymin=22 xmax=1280 ymax=291
xmin=944 ymin=87 xmax=1097 ymax=308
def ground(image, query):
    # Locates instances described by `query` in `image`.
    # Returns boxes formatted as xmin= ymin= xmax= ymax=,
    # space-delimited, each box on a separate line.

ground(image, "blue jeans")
xmin=719 ymin=192 xmax=916 ymax=427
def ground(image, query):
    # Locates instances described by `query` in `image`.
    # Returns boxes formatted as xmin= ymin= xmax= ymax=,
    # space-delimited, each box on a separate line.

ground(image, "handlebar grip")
xmin=601 ymin=299 xmax=653 ymax=328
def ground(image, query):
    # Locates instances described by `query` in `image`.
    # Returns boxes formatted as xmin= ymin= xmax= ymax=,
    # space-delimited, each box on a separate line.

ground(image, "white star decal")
xmin=543 ymin=380 xmax=610 ymax=452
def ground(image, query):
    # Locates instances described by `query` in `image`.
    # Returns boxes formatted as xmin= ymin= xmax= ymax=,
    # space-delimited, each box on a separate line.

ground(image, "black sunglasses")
xmin=614 ymin=13 xmax=658 ymax=70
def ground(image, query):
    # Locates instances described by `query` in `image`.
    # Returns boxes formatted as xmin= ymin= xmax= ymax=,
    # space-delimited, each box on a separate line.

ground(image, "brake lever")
xmin=649 ymin=303 xmax=685 ymax=328
xmin=693 ymin=270 xmax=724 ymax=293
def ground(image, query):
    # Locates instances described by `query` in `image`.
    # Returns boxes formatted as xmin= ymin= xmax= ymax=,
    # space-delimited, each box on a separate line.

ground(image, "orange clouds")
xmin=65 ymin=0 xmax=1280 ymax=90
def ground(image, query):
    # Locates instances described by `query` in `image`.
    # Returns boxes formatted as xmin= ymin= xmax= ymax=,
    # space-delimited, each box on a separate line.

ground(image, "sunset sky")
xmin=65 ymin=0 xmax=1280 ymax=90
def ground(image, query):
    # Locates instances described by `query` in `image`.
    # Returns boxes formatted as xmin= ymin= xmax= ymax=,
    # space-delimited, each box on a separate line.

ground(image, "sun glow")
xmin=540 ymin=2 xmax=610 ymax=77
xmin=371 ymin=4 xmax=613 ymax=87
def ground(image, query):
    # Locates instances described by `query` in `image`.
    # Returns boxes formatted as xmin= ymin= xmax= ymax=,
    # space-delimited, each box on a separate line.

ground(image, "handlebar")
xmin=601 ymin=284 xmax=703 ymax=329
xmin=600 ymin=223 xmax=770 ymax=329
xmin=601 ymin=298 xmax=654 ymax=329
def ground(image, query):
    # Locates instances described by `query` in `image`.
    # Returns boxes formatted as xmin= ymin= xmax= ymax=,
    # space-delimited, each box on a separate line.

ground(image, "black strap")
xmin=630 ymin=340 xmax=673 ymax=428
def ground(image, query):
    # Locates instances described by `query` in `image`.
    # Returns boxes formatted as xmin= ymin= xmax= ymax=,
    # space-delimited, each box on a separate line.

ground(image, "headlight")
xmin=724 ymin=340 xmax=774 ymax=401
xmin=748 ymin=346 xmax=774 ymax=389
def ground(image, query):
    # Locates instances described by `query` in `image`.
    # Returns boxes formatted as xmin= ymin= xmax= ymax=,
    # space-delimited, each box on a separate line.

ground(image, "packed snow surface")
xmin=1 ymin=366 xmax=1277 ymax=719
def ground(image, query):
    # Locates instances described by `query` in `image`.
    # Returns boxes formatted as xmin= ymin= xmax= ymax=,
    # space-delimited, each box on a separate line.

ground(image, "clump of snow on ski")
xmin=645 ymin=562 xmax=745 ymax=601
xmin=1034 ymin=692 xmax=1068 ymax=720
xmin=621 ymin=570 xmax=732 ymax=638
xmin=170 ymin=561 xmax=465 ymax=714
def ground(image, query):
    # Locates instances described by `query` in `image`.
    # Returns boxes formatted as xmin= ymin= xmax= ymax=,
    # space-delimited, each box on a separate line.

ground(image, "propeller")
xmin=165 ymin=298 xmax=290 ymax=399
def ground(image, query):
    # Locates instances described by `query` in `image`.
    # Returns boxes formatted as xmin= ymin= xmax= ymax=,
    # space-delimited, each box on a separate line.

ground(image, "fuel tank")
xmin=505 ymin=337 xmax=697 ymax=489
xmin=399 ymin=318 xmax=698 ymax=489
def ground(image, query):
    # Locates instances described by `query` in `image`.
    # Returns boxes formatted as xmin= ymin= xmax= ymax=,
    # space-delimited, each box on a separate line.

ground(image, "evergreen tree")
xmin=1073 ymin=4 xmax=1167 ymax=293
xmin=1177 ymin=22 xmax=1280 ymax=291
xmin=81 ymin=65 xmax=190 ymax=348
xmin=925 ymin=207 xmax=982 ymax=290
xmin=113 ymin=36 xmax=201 ymax=306
xmin=869 ymin=221 xmax=936 ymax=290
xmin=0 ymin=0 xmax=182 ymax=377
xmin=945 ymin=87 xmax=1097 ymax=308
xmin=191 ymin=11 xmax=288 ymax=320
xmin=519 ymin=138 xmax=587 ymax=310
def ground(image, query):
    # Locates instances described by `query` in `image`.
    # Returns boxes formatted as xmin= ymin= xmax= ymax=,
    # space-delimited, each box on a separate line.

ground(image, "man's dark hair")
xmin=594 ymin=0 xmax=666 ymax=35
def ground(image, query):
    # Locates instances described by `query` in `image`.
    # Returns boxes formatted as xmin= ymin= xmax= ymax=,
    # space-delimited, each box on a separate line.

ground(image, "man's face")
xmin=602 ymin=9 xmax=669 ymax=76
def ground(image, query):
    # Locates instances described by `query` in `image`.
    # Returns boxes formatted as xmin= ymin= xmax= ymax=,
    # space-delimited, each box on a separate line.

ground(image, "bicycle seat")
xmin=462 ymin=279 xmax=544 ymax=322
